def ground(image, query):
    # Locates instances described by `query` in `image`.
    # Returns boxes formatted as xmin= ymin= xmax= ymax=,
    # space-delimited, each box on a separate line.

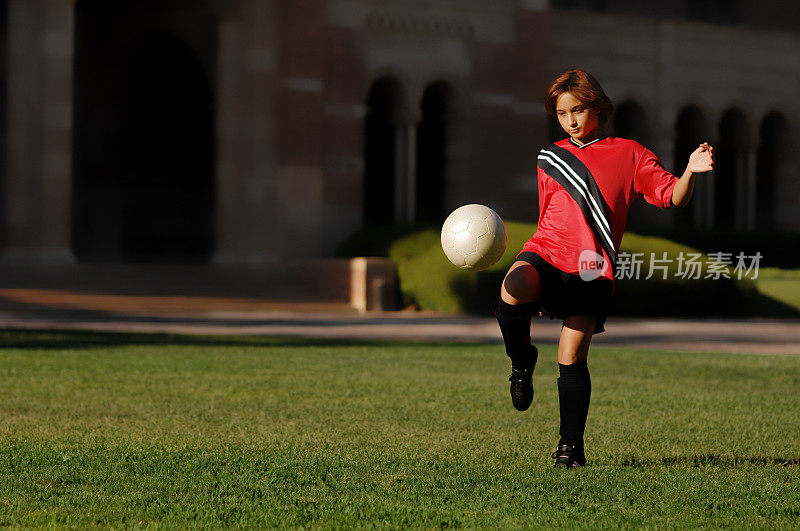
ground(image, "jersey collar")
xmin=569 ymin=136 xmax=606 ymax=149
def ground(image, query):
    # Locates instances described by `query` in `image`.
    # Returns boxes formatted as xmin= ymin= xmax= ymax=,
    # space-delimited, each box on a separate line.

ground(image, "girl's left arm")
xmin=672 ymin=142 xmax=715 ymax=207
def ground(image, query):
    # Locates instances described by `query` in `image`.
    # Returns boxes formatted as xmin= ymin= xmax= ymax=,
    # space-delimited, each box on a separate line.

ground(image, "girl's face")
xmin=556 ymin=91 xmax=600 ymax=143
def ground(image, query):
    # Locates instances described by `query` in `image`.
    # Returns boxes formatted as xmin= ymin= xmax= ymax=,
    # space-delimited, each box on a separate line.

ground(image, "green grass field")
xmin=1 ymin=329 xmax=799 ymax=527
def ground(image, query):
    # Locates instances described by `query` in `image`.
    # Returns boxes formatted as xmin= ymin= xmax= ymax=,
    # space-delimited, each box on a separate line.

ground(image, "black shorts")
xmin=515 ymin=251 xmax=614 ymax=335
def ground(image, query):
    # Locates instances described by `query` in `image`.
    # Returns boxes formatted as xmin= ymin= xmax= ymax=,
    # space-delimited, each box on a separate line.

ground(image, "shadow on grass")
xmin=619 ymin=454 xmax=799 ymax=468
xmin=0 ymin=328 xmax=473 ymax=351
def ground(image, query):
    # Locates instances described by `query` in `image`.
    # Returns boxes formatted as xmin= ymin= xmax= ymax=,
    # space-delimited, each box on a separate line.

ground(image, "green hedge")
xmin=337 ymin=223 xmax=799 ymax=317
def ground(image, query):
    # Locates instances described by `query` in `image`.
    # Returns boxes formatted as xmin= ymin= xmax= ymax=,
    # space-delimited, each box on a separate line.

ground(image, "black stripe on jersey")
xmin=537 ymin=144 xmax=617 ymax=272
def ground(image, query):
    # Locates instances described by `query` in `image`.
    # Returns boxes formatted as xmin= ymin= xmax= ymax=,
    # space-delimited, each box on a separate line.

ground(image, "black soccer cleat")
xmin=508 ymin=345 xmax=538 ymax=411
xmin=509 ymin=369 xmax=533 ymax=411
xmin=552 ymin=444 xmax=587 ymax=469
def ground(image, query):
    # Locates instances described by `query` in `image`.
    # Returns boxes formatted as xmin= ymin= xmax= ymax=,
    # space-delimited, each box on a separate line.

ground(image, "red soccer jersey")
xmin=522 ymin=136 xmax=679 ymax=284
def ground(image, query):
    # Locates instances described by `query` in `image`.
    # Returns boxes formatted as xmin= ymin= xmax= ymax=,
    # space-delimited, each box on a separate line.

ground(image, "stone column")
xmin=213 ymin=0 xmax=327 ymax=264
xmin=393 ymin=119 xmax=419 ymax=224
xmin=745 ymin=148 xmax=757 ymax=231
xmin=404 ymin=123 xmax=417 ymax=223
xmin=734 ymin=148 xmax=756 ymax=232
xmin=318 ymin=21 xmax=366 ymax=255
xmin=4 ymin=0 xmax=75 ymax=263
xmin=701 ymin=167 xmax=715 ymax=229
xmin=273 ymin=0 xmax=326 ymax=259
xmin=214 ymin=0 xmax=281 ymax=264
xmin=213 ymin=11 xmax=246 ymax=264
xmin=774 ymin=133 xmax=800 ymax=231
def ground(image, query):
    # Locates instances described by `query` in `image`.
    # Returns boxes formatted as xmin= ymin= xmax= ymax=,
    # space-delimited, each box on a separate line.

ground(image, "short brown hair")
xmin=545 ymin=68 xmax=614 ymax=124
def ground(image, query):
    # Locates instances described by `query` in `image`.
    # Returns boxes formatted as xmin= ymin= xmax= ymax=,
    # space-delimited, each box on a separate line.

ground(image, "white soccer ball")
xmin=441 ymin=204 xmax=508 ymax=271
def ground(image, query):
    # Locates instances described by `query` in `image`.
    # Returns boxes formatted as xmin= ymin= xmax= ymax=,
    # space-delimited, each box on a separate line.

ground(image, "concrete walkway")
xmin=0 ymin=288 xmax=797 ymax=355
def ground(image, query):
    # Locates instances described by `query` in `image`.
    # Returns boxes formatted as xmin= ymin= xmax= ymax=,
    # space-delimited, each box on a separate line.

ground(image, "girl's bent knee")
xmin=502 ymin=262 xmax=541 ymax=304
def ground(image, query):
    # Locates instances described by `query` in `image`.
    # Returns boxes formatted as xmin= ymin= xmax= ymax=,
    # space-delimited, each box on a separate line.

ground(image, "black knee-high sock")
xmin=495 ymin=300 xmax=538 ymax=371
xmin=557 ymin=360 xmax=591 ymax=448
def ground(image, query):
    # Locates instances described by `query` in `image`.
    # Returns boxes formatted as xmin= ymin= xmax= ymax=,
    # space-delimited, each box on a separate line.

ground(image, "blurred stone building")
xmin=2 ymin=0 xmax=799 ymax=265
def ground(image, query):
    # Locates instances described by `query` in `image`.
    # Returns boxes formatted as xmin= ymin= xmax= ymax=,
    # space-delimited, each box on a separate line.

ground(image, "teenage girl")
xmin=495 ymin=68 xmax=715 ymax=468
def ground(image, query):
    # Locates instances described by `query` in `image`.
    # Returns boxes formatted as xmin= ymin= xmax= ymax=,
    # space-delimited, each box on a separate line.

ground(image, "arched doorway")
xmin=363 ymin=77 xmax=403 ymax=225
xmin=716 ymin=109 xmax=750 ymax=230
xmin=72 ymin=2 xmax=216 ymax=263
xmin=756 ymin=113 xmax=788 ymax=230
xmin=120 ymin=33 xmax=215 ymax=261
xmin=416 ymin=82 xmax=454 ymax=223
xmin=613 ymin=100 xmax=650 ymax=145
xmin=674 ymin=106 xmax=711 ymax=227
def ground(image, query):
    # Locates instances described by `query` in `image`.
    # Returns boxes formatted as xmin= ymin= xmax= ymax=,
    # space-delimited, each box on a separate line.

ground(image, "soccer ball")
xmin=441 ymin=204 xmax=507 ymax=271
